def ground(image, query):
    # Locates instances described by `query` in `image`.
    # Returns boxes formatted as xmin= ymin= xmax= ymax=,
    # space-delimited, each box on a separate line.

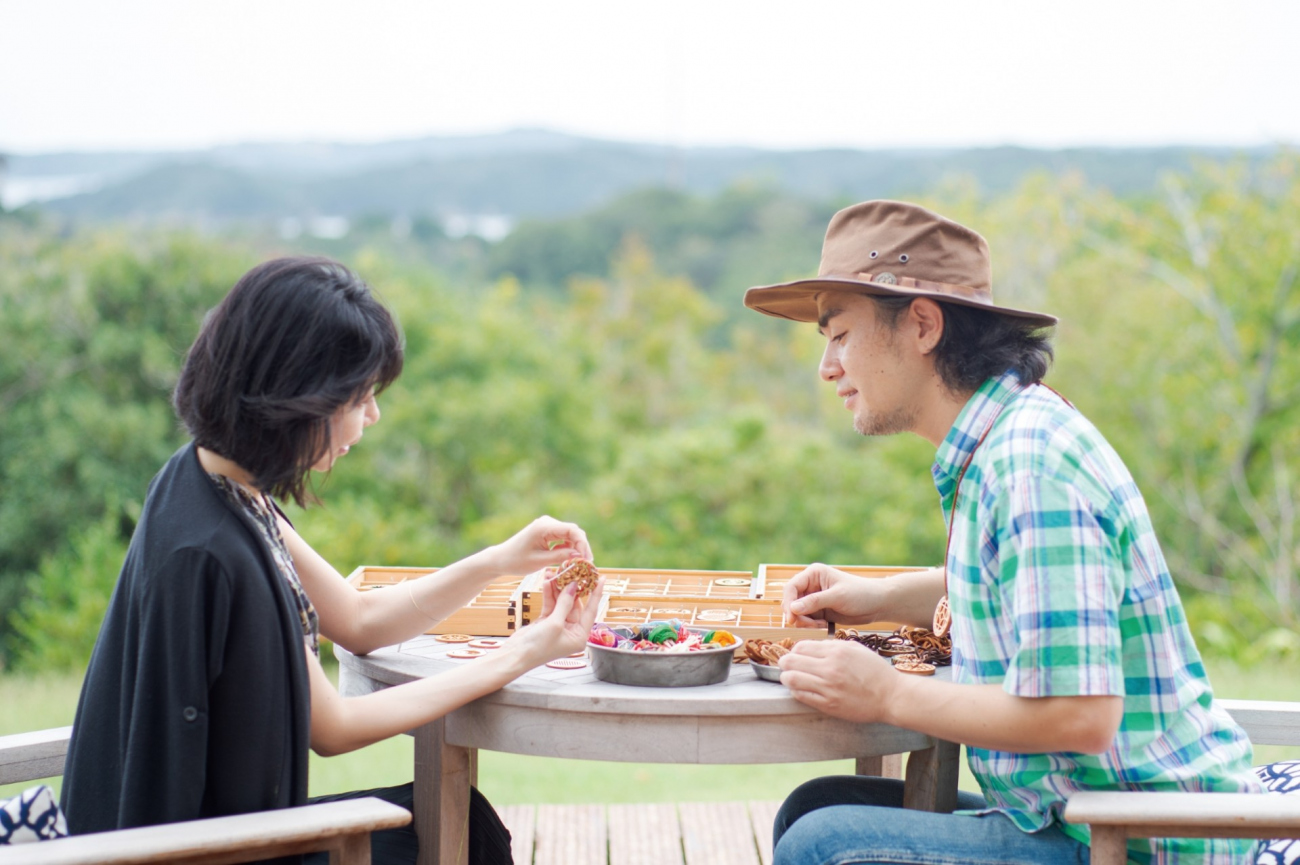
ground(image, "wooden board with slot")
xmin=517 ymin=567 xmax=758 ymax=625
xmin=344 ymin=565 xmax=523 ymax=636
xmin=757 ymin=563 xmax=930 ymax=632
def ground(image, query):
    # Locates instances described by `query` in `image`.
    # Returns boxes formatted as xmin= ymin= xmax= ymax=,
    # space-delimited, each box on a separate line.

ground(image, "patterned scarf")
xmin=208 ymin=474 xmax=320 ymax=657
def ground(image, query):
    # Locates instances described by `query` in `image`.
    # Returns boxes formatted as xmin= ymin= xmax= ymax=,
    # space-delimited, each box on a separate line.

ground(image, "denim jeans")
xmin=773 ymin=776 xmax=1090 ymax=865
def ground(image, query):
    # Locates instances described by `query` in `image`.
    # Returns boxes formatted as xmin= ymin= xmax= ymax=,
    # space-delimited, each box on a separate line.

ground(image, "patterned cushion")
xmin=0 ymin=784 xmax=68 ymax=844
xmin=1256 ymin=761 xmax=1300 ymax=865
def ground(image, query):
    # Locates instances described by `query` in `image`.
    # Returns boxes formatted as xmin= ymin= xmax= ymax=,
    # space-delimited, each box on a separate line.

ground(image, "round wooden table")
xmin=337 ymin=636 xmax=958 ymax=865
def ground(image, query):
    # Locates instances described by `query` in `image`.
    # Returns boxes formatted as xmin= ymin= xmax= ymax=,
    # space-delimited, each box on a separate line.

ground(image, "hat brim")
xmin=743 ymin=276 xmax=1058 ymax=327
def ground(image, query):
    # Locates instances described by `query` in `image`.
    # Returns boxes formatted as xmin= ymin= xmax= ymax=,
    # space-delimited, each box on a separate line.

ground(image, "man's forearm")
xmin=877 ymin=566 xmax=948 ymax=628
xmin=882 ymin=678 xmax=1123 ymax=755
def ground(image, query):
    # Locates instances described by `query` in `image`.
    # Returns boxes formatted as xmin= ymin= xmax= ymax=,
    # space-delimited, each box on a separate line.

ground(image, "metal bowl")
xmin=749 ymin=660 xmax=784 ymax=683
xmin=587 ymin=628 xmax=734 ymax=687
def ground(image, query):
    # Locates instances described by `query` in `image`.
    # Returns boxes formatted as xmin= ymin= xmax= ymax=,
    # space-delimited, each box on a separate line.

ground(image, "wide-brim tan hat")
xmin=743 ymin=200 xmax=1057 ymax=326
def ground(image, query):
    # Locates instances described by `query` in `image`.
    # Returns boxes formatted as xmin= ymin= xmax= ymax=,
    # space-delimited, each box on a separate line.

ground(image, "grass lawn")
xmin=4 ymin=657 xmax=1297 ymax=804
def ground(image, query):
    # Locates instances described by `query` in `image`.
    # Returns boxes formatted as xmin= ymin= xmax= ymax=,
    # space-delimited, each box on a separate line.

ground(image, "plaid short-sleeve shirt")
xmin=936 ymin=372 xmax=1261 ymax=864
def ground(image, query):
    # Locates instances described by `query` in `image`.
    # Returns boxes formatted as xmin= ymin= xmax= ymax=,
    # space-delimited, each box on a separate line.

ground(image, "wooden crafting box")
xmin=344 ymin=565 xmax=523 ymax=636
xmin=515 ymin=567 xmax=759 ymax=626
xmin=344 ymin=561 xmax=932 ymax=639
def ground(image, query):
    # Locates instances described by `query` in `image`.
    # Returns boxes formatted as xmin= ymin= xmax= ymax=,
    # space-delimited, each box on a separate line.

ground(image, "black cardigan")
xmin=62 ymin=443 xmax=311 ymax=846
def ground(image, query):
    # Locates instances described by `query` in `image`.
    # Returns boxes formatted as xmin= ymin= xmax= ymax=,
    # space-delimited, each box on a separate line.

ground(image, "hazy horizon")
xmin=5 ymin=127 xmax=1283 ymax=160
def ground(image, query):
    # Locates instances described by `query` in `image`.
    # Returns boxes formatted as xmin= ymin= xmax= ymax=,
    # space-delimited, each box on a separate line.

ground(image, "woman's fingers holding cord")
xmin=497 ymin=516 xmax=593 ymax=576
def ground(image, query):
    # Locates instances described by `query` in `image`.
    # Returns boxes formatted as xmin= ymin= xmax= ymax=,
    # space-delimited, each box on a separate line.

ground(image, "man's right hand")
xmin=782 ymin=563 xmax=886 ymax=628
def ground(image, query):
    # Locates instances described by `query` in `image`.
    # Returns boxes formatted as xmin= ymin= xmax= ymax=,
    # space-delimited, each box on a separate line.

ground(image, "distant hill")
xmin=2 ymin=130 xmax=1270 ymax=226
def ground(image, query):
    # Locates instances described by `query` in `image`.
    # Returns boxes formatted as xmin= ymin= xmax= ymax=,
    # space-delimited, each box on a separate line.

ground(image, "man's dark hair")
xmin=873 ymin=296 xmax=1054 ymax=393
xmin=174 ymin=256 xmax=404 ymax=506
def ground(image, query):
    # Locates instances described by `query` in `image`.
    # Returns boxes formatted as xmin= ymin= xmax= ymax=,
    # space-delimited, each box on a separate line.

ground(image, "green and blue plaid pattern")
xmin=934 ymin=372 xmax=1261 ymax=864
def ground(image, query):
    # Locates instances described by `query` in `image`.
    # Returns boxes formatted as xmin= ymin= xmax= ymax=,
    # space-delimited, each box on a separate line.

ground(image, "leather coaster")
xmin=698 ymin=609 xmax=738 ymax=621
xmin=893 ymin=658 xmax=936 ymax=676
xmin=447 ymin=648 xmax=486 ymax=660
xmin=546 ymin=658 xmax=587 ymax=670
xmin=435 ymin=634 xmax=473 ymax=643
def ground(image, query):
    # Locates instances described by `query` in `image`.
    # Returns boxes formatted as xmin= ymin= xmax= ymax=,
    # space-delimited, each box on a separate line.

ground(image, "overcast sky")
xmin=3 ymin=0 xmax=1297 ymax=154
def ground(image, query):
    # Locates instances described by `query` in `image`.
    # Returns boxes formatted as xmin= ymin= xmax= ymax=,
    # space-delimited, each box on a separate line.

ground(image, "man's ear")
xmin=910 ymin=298 xmax=946 ymax=355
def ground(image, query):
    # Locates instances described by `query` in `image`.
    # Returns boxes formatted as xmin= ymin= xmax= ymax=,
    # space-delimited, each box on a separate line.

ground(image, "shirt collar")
xmin=931 ymin=371 xmax=1025 ymax=497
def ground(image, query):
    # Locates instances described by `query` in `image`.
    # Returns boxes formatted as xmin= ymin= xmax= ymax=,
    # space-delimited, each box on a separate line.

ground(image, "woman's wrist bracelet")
xmin=406 ymin=580 xmax=438 ymax=622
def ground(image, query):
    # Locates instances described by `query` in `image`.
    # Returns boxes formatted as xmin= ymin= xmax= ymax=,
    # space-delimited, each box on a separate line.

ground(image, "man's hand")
xmin=781 ymin=639 xmax=1125 ymax=755
xmin=782 ymin=563 xmax=886 ymax=627
xmin=488 ymin=515 xmax=593 ymax=577
xmin=778 ymin=639 xmax=898 ymax=723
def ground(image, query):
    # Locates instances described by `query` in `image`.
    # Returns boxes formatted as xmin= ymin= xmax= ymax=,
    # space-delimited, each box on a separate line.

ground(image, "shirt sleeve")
xmin=992 ymin=475 xmax=1126 ymax=699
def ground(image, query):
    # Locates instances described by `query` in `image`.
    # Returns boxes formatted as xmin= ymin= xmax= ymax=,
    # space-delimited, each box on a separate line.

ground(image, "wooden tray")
xmin=517 ymin=567 xmax=757 ymax=625
xmin=345 ymin=565 xmax=523 ymax=636
xmin=757 ymin=563 xmax=929 ymax=632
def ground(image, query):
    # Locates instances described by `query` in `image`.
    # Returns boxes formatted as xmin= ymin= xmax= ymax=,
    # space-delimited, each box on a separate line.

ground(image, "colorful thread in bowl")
xmin=586 ymin=621 xmax=737 ymax=687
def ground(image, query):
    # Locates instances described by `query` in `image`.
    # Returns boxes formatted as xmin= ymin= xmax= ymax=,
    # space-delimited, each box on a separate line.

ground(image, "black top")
xmin=61 ymin=443 xmax=311 ymax=847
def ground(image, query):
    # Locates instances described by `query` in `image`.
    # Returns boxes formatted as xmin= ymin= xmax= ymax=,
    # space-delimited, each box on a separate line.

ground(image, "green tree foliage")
xmin=0 ymin=225 xmax=249 ymax=659
xmin=486 ymin=184 xmax=837 ymax=303
xmin=10 ymin=508 xmax=130 ymax=669
xmin=1073 ymin=156 xmax=1300 ymax=630
xmin=3 ymin=155 xmax=1297 ymax=670
xmin=528 ymin=418 xmax=942 ymax=571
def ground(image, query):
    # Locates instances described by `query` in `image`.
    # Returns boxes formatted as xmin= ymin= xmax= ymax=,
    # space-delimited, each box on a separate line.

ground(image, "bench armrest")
xmin=1064 ymin=790 xmax=1300 ymax=838
xmin=1222 ymin=699 xmax=1300 ymax=747
xmin=1065 ymin=791 xmax=1300 ymax=865
xmin=0 ymin=797 xmax=411 ymax=865
xmin=0 ymin=726 xmax=72 ymax=785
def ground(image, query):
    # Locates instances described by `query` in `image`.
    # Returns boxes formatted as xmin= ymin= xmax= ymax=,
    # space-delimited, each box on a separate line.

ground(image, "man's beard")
xmin=854 ymin=404 xmax=916 ymax=437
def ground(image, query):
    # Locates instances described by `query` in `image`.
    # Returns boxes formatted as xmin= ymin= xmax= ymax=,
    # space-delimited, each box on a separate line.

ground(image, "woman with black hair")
xmin=60 ymin=257 xmax=601 ymax=865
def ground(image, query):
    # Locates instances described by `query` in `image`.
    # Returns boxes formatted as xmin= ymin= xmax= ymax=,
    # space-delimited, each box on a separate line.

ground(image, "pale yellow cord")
xmin=406 ymin=580 xmax=437 ymax=622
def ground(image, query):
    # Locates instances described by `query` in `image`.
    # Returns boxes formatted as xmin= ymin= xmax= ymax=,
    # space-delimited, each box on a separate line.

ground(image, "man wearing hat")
xmin=749 ymin=201 xmax=1262 ymax=864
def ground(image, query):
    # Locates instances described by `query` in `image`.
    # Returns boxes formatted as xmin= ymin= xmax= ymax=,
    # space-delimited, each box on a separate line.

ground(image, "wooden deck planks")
xmin=498 ymin=801 xmax=782 ymax=864
xmin=533 ymin=803 xmax=607 ymax=865
xmin=498 ymin=805 xmax=536 ymax=865
xmin=678 ymin=801 xmax=762 ymax=865
xmin=745 ymin=801 xmax=780 ymax=865
xmin=607 ymin=803 xmax=685 ymax=865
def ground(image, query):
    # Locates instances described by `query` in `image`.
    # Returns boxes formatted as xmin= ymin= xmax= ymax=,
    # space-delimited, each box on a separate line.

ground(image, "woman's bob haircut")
xmin=174 ymin=256 xmax=404 ymax=505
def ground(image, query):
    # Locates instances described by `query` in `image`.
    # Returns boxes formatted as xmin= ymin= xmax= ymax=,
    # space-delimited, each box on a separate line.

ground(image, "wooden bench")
xmin=9 ymin=700 xmax=1295 ymax=864
xmin=0 ymin=726 xmax=410 ymax=865
xmin=1065 ymin=699 xmax=1300 ymax=864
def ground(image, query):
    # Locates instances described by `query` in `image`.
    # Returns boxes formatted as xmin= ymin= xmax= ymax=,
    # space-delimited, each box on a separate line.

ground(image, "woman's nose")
xmin=365 ymin=396 xmax=381 ymax=426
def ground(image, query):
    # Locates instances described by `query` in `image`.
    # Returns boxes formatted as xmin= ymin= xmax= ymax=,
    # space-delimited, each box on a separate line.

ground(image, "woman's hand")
xmin=506 ymin=577 xmax=604 ymax=667
xmin=487 ymin=515 xmax=593 ymax=577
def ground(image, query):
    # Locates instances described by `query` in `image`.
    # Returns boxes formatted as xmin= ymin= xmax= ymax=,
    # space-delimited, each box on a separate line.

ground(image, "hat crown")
xmin=741 ymin=198 xmax=1056 ymax=326
xmin=818 ymin=200 xmax=992 ymax=296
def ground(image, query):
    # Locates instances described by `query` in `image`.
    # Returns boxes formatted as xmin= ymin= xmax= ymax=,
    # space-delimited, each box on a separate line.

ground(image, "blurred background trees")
xmin=2 ymin=152 xmax=1297 ymax=671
